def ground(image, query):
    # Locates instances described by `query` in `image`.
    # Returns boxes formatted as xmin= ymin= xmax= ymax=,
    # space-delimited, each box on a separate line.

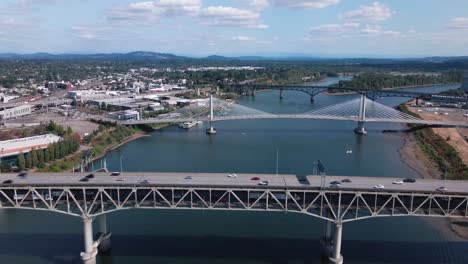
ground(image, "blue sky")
xmin=0 ymin=0 xmax=467 ymax=57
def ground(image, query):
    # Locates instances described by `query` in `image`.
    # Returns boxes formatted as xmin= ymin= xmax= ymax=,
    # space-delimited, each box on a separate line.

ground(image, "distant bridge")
xmin=1 ymin=172 xmax=467 ymax=264
xmin=229 ymin=84 xmax=468 ymax=103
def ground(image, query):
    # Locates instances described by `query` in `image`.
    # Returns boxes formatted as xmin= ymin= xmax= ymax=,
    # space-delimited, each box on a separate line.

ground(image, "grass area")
xmin=39 ymin=126 xmax=142 ymax=172
xmin=398 ymin=104 xmax=468 ymax=180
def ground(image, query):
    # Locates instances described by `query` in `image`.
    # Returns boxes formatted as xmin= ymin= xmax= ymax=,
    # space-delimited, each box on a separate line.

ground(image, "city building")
xmin=0 ymin=134 xmax=62 ymax=158
xmin=462 ymin=72 xmax=468 ymax=92
xmin=108 ymin=110 xmax=140 ymax=120
xmin=0 ymin=105 xmax=32 ymax=120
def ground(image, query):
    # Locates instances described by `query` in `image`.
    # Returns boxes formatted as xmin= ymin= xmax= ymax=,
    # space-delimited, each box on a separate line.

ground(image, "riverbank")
xmin=397 ymin=102 xmax=468 ymax=240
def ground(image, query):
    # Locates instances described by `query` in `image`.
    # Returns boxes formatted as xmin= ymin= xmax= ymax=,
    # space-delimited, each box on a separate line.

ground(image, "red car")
xmin=250 ymin=177 xmax=260 ymax=181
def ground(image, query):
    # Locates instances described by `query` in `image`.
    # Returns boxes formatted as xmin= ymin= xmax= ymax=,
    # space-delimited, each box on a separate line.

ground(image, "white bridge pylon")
xmin=305 ymin=97 xmax=423 ymax=123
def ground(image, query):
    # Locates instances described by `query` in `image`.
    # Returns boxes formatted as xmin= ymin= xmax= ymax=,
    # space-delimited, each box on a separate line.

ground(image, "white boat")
xmin=178 ymin=121 xmax=201 ymax=129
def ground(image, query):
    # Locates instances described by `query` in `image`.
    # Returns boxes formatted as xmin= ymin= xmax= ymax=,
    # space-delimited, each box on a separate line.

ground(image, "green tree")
xmin=17 ymin=152 xmax=26 ymax=171
xmin=44 ymin=148 xmax=50 ymax=163
xmin=26 ymin=153 xmax=32 ymax=169
xmin=37 ymin=149 xmax=44 ymax=167
xmin=30 ymin=148 xmax=38 ymax=168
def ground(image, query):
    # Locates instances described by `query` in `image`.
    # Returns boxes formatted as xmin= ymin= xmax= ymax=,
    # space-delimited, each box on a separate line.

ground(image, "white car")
xmin=392 ymin=180 xmax=403 ymax=185
xmin=374 ymin=184 xmax=385 ymax=189
xmin=258 ymin=181 xmax=269 ymax=186
xmin=436 ymin=187 xmax=447 ymax=192
xmin=227 ymin=174 xmax=238 ymax=178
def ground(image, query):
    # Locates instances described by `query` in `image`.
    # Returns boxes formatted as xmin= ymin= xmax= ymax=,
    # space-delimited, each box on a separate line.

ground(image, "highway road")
xmin=0 ymin=172 xmax=467 ymax=195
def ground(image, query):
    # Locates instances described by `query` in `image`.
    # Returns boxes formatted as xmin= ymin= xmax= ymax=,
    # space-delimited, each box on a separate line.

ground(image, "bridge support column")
xmin=251 ymin=89 xmax=256 ymax=97
xmin=320 ymin=220 xmax=333 ymax=256
xmin=97 ymin=214 xmax=112 ymax=253
xmin=206 ymin=95 xmax=217 ymax=135
xmin=280 ymin=88 xmax=284 ymax=99
xmin=80 ymin=217 xmax=97 ymax=264
xmin=354 ymin=94 xmax=367 ymax=135
xmin=329 ymin=223 xmax=343 ymax=264
xmin=310 ymin=95 xmax=315 ymax=103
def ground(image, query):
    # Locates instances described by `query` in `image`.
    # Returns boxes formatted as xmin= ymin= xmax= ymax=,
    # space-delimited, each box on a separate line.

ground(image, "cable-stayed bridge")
xmin=120 ymin=96 xmax=468 ymax=133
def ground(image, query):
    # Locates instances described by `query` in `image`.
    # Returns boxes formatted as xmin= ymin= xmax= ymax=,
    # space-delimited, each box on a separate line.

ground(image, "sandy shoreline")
xmin=397 ymin=111 xmax=468 ymax=240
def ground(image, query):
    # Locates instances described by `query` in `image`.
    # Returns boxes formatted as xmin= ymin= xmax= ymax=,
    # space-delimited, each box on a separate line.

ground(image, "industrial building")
xmin=0 ymin=105 xmax=32 ymax=120
xmin=0 ymin=134 xmax=62 ymax=158
xmin=108 ymin=110 xmax=140 ymax=120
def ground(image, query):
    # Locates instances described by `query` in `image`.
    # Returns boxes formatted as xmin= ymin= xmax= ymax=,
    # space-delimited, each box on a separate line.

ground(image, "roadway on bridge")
xmin=1 ymin=172 xmax=467 ymax=195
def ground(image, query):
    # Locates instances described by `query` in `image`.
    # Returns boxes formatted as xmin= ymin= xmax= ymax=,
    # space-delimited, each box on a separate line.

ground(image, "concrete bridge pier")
xmin=329 ymin=223 xmax=344 ymax=264
xmin=80 ymin=217 xmax=97 ymax=264
xmin=280 ymin=88 xmax=284 ymax=99
xmin=320 ymin=220 xmax=333 ymax=256
xmin=97 ymin=214 xmax=112 ymax=253
xmin=310 ymin=95 xmax=315 ymax=103
xmin=251 ymin=89 xmax=256 ymax=97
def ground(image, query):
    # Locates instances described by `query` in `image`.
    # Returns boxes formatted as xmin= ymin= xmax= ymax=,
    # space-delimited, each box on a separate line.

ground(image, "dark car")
xmin=341 ymin=179 xmax=352 ymax=183
xmin=18 ymin=172 xmax=28 ymax=178
xmin=403 ymin=178 xmax=416 ymax=183
xmin=110 ymin=172 xmax=120 ymax=176
xmin=80 ymin=177 xmax=89 ymax=182
xmin=86 ymin=173 xmax=95 ymax=179
xmin=330 ymin=181 xmax=341 ymax=185
xmin=2 ymin=179 xmax=13 ymax=184
xmin=250 ymin=177 xmax=260 ymax=181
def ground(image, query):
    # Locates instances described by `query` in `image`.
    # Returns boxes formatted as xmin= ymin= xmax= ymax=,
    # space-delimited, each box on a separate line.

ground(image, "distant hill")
xmin=0 ymin=51 xmax=189 ymax=60
xmin=1 ymin=52 xmax=468 ymax=62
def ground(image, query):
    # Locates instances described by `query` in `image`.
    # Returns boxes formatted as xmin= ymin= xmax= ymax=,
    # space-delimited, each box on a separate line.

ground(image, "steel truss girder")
xmin=0 ymin=187 xmax=467 ymax=221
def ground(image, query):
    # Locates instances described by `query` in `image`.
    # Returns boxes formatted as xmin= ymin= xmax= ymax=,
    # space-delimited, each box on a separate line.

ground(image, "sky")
xmin=0 ymin=0 xmax=467 ymax=57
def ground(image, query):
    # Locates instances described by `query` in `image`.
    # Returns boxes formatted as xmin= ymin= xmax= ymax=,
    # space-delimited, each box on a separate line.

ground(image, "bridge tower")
xmin=206 ymin=95 xmax=217 ymax=134
xmin=354 ymin=94 xmax=367 ymax=135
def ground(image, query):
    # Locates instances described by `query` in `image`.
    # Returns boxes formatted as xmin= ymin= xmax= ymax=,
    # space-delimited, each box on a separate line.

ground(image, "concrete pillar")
xmin=80 ymin=217 xmax=97 ymax=264
xmin=310 ymin=95 xmax=315 ymax=103
xmin=206 ymin=95 xmax=217 ymax=135
xmin=354 ymin=94 xmax=367 ymax=135
xmin=98 ymin=214 xmax=112 ymax=253
xmin=280 ymin=88 xmax=284 ymax=99
xmin=251 ymin=89 xmax=256 ymax=97
xmin=320 ymin=220 xmax=333 ymax=256
xmin=329 ymin=223 xmax=343 ymax=264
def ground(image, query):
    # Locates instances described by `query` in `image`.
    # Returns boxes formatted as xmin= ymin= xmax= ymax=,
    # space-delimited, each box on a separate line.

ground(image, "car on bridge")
xmin=374 ymin=184 xmax=385 ymax=189
xmin=258 ymin=181 xmax=269 ymax=186
xmin=393 ymin=180 xmax=403 ymax=185
xmin=403 ymin=178 xmax=416 ymax=183
xmin=436 ymin=187 xmax=447 ymax=192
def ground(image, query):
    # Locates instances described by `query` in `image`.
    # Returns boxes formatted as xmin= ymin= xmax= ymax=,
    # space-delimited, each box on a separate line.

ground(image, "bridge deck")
xmin=1 ymin=172 xmax=467 ymax=195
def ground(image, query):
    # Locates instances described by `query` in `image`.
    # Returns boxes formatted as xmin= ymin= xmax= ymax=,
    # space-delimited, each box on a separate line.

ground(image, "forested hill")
xmin=334 ymin=72 xmax=462 ymax=90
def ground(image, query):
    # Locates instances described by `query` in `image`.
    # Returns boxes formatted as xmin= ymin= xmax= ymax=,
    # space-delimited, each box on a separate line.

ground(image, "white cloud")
xmin=383 ymin=30 xmax=401 ymax=36
xmin=232 ymin=36 xmax=255 ymax=41
xmin=341 ymin=2 xmax=393 ymax=22
xmin=361 ymin=25 xmax=381 ymax=35
xmin=71 ymin=26 xmax=109 ymax=40
xmin=107 ymin=0 xmax=201 ymax=24
xmin=308 ymin=22 xmax=359 ymax=35
xmin=273 ymin=0 xmax=340 ymax=9
xmin=449 ymin=17 xmax=468 ymax=29
xmin=200 ymin=6 xmax=268 ymax=29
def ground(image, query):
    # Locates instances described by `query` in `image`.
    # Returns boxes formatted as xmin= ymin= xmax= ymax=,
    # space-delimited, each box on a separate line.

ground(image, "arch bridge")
xmin=1 ymin=172 xmax=467 ymax=264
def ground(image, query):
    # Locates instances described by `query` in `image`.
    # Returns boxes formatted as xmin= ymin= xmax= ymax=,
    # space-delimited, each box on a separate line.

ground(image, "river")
xmin=0 ymin=79 xmax=466 ymax=264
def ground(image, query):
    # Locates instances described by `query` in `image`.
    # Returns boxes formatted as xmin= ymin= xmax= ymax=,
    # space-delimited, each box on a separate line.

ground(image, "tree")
xmin=17 ymin=152 xmax=26 ymax=171
xmin=48 ymin=144 xmax=55 ymax=161
xmin=30 ymin=148 xmax=38 ymax=168
xmin=66 ymin=126 xmax=73 ymax=135
xmin=44 ymin=148 xmax=50 ymax=163
xmin=26 ymin=153 xmax=32 ymax=169
xmin=37 ymin=149 xmax=44 ymax=167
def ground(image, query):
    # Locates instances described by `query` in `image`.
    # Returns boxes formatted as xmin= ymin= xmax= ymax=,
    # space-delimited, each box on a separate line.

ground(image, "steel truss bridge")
xmin=1 ymin=172 xmax=467 ymax=264
xmin=229 ymin=84 xmax=468 ymax=103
